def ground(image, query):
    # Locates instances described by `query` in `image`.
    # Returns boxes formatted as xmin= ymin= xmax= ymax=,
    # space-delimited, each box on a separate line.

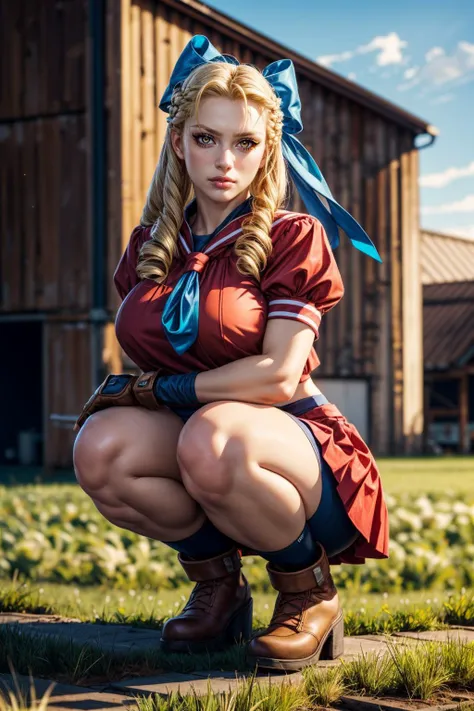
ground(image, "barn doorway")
xmin=0 ymin=320 xmax=43 ymax=465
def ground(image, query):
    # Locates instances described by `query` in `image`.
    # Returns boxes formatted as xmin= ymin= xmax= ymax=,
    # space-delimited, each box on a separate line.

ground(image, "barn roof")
xmin=422 ymin=230 xmax=474 ymax=370
xmin=421 ymin=229 xmax=474 ymax=285
xmin=172 ymin=0 xmax=437 ymax=136
xmin=423 ymin=280 xmax=474 ymax=371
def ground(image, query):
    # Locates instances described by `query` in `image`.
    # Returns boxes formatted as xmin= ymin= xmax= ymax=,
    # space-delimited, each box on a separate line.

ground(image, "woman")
xmin=73 ymin=36 xmax=389 ymax=672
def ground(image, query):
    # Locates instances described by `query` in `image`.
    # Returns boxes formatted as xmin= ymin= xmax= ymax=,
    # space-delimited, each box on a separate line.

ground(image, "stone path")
xmin=1 ymin=613 xmax=474 ymax=709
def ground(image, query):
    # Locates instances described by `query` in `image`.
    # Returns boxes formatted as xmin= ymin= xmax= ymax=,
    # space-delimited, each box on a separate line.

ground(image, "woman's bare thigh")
xmin=73 ymin=406 xmax=185 ymax=494
xmin=178 ymin=401 xmax=323 ymax=519
xmin=73 ymin=406 xmax=208 ymax=540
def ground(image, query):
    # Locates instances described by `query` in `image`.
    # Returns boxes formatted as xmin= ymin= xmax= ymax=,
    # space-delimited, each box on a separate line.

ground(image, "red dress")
xmin=114 ymin=208 xmax=389 ymax=566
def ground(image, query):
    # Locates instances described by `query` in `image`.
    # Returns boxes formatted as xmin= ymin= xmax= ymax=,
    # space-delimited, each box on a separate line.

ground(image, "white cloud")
xmin=425 ymin=47 xmax=445 ymax=62
xmin=317 ymin=50 xmax=354 ymax=67
xmin=317 ymin=32 xmax=407 ymax=69
xmin=398 ymin=40 xmax=474 ymax=92
xmin=421 ymin=194 xmax=474 ymax=215
xmin=404 ymin=66 xmax=419 ymax=79
xmin=430 ymin=92 xmax=455 ymax=105
xmin=419 ymin=162 xmax=474 ymax=188
xmin=347 ymin=72 xmax=357 ymax=81
xmin=357 ymin=33 xmax=408 ymax=66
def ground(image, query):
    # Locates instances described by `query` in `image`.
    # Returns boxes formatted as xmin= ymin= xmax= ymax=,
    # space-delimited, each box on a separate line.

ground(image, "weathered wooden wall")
xmin=0 ymin=0 xmax=90 ymax=314
xmin=0 ymin=0 xmax=94 ymax=468
xmin=114 ymin=0 xmax=423 ymax=453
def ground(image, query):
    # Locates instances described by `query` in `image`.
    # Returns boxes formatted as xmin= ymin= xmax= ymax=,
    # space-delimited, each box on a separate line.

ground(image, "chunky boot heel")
xmin=160 ymin=546 xmax=253 ymax=654
xmin=246 ymin=542 xmax=343 ymax=671
xmin=321 ymin=612 xmax=344 ymax=660
xmin=226 ymin=596 xmax=253 ymax=645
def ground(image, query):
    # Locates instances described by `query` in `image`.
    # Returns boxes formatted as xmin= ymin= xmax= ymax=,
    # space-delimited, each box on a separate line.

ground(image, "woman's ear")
xmin=170 ymin=128 xmax=185 ymax=160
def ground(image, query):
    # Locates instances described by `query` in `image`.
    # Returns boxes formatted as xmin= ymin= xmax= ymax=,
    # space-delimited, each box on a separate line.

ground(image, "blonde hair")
xmin=137 ymin=60 xmax=289 ymax=283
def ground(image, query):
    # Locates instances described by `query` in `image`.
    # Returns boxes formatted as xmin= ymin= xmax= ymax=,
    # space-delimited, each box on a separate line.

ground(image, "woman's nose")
xmin=215 ymin=149 xmax=234 ymax=169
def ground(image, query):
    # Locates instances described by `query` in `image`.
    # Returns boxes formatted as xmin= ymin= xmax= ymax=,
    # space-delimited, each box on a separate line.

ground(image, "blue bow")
xmin=159 ymin=34 xmax=382 ymax=263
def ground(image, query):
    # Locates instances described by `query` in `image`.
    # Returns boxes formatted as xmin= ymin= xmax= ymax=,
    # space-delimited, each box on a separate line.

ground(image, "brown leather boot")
xmin=160 ymin=545 xmax=253 ymax=654
xmin=246 ymin=542 xmax=344 ymax=671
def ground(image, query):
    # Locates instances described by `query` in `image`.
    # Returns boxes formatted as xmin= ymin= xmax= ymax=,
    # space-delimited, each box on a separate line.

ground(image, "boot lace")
xmin=181 ymin=580 xmax=217 ymax=614
xmin=267 ymin=590 xmax=309 ymax=633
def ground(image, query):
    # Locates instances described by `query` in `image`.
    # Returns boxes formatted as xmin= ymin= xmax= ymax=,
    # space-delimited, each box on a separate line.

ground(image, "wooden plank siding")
xmin=0 ymin=0 xmax=430 ymax=466
xmin=43 ymin=319 xmax=122 ymax=470
xmin=0 ymin=0 xmax=90 ymax=315
xmin=44 ymin=319 xmax=91 ymax=469
xmin=0 ymin=0 xmax=94 ymax=469
xmin=0 ymin=115 xmax=90 ymax=314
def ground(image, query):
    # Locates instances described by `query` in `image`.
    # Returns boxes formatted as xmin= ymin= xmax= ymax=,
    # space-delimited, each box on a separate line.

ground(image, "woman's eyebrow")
xmin=190 ymin=124 xmax=262 ymax=138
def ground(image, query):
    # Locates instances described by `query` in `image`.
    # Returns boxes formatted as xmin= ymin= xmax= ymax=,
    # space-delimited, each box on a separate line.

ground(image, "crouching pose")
xmin=73 ymin=35 xmax=389 ymax=671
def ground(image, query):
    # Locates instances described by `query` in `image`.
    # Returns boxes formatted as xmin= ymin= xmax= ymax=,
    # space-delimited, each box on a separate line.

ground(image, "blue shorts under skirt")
xmin=279 ymin=395 xmax=360 ymax=558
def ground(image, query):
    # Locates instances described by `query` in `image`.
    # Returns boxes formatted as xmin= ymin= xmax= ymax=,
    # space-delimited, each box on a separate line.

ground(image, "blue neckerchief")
xmin=161 ymin=196 xmax=253 ymax=354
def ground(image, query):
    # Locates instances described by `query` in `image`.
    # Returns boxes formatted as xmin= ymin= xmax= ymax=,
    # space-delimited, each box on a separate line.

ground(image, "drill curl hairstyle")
xmin=137 ymin=60 xmax=289 ymax=284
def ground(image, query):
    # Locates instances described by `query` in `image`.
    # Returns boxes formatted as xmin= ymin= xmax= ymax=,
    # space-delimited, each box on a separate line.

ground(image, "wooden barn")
xmin=0 ymin=0 xmax=437 ymax=470
xmin=421 ymin=230 xmax=474 ymax=454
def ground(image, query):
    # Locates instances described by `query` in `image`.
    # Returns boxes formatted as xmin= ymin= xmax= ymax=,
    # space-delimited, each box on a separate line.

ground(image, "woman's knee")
xmin=176 ymin=402 xmax=250 ymax=499
xmin=73 ymin=406 xmax=185 ymax=495
xmin=73 ymin=409 xmax=126 ymax=494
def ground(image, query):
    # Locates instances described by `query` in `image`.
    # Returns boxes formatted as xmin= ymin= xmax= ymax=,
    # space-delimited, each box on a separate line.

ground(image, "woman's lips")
xmin=209 ymin=178 xmax=236 ymax=189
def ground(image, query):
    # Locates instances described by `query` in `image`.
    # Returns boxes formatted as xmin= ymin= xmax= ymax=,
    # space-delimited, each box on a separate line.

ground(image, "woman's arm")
xmin=194 ymin=318 xmax=316 ymax=406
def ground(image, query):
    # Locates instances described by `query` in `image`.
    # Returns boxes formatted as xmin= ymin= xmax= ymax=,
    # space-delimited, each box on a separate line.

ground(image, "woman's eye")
xmin=239 ymin=139 xmax=257 ymax=151
xmin=193 ymin=133 xmax=213 ymax=146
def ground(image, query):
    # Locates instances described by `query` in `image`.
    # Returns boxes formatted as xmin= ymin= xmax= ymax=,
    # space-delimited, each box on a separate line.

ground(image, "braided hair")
xmin=137 ymin=61 xmax=288 ymax=284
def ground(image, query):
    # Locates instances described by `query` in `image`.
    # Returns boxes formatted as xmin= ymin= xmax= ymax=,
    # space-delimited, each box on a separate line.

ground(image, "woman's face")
xmin=171 ymin=96 xmax=267 ymax=203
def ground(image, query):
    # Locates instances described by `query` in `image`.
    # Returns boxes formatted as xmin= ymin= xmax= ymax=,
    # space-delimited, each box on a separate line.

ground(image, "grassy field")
xmin=2 ymin=576 xmax=472 ymax=630
xmin=1 ymin=455 xmax=474 ymax=495
xmin=1 ymin=460 xmax=474 ymax=709
xmin=374 ymin=456 xmax=474 ymax=494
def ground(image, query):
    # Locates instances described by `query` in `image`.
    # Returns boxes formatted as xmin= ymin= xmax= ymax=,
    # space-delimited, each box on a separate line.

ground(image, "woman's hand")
xmin=73 ymin=371 xmax=163 ymax=432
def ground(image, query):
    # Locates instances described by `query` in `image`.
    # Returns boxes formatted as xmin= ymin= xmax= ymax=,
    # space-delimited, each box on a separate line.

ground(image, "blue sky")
xmin=209 ymin=0 xmax=474 ymax=238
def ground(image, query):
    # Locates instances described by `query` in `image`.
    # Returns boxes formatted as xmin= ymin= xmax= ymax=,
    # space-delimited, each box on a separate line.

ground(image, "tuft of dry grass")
xmin=341 ymin=649 xmax=397 ymax=696
xmin=302 ymin=664 xmax=347 ymax=707
xmin=134 ymin=673 xmax=307 ymax=711
xmin=386 ymin=640 xmax=452 ymax=699
xmin=440 ymin=639 xmax=474 ymax=689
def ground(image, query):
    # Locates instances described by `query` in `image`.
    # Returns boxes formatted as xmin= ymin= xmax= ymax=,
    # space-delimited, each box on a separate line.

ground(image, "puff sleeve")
xmin=260 ymin=215 xmax=344 ymax=338
xmin=113 ymin=225 xmax=151 ymax=300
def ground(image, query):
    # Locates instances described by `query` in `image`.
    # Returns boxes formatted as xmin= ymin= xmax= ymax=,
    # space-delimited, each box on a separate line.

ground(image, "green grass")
xmin=1 ymin=578 xmax=468 ymax=628
xmin=2 ymin=578 xmax=474 ymax=646
xmin=377 ymin=456 xmax=474 ymax=494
